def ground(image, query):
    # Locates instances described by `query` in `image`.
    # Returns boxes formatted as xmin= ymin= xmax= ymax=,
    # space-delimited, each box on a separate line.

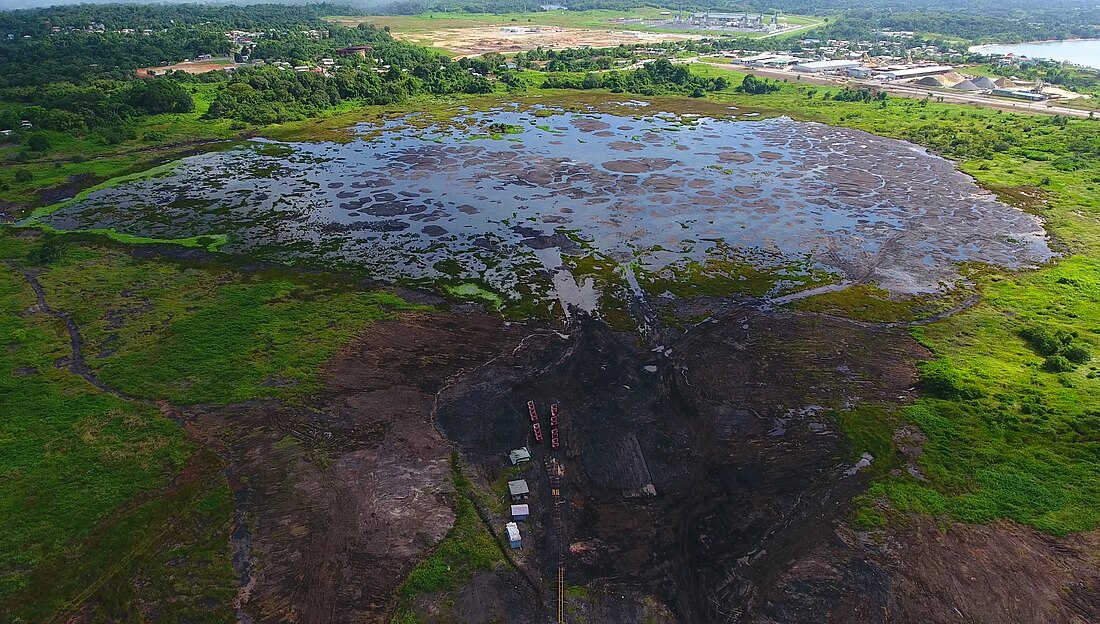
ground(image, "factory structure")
xmin=732 ymin=53 xmax=1056 ymax=101
xmin=624 ymin=9 xmax=793 ymax=34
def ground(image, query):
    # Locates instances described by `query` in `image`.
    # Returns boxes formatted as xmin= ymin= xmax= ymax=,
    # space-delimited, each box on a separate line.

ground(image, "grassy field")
xmin=35 ymin=244 xmax=425 ymax=405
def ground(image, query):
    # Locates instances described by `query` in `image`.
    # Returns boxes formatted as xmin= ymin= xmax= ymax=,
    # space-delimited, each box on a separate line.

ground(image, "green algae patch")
xmin=790 ymin=283 xmax=972 ymax=323
xmin=446 ymin=282 xmax=505 ymax=310
xmin=635 ymin=244 xmax=830 ymax=301
xmin=23 ymin=159 xmax=187 ymax=223
xmin=28 ymin=223 xmax=228 ymax=253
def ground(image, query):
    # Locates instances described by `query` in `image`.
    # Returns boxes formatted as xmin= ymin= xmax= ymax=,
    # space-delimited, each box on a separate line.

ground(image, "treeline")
xmin=814 ymin=10 xmax=1099 ymax=44
xmin=539 ymin=58 xmax=728 ymax=97
xmin=0 ymin=78 xmax=193 ymax=138
xmin=0 ymin=3 xmax=370 ymax=88
xmin=0 ymin=28 xmax=231 ymax=87
xmin=0 ymin=3 xmax=356 ymax=33
xmin=203 ymin=63 xmax=491 ymax=125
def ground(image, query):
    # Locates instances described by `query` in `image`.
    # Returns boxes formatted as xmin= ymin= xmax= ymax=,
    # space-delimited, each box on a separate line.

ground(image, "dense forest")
xmin=0 ymin=3 xmax=729 ymax=135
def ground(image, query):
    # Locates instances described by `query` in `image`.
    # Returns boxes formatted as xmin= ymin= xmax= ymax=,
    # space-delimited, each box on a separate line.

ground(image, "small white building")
xmin=508 ymin=447 xmax=531 ymax=466
xmin=878 ymin=65 xmax=953 ymax=80
xmin=506 ymin=522 xmax=522 ymax=548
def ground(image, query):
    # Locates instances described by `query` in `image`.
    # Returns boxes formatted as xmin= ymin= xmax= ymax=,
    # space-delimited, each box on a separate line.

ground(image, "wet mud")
xmin=434 ymin=305 xmax=928 ymax=623
xmin=38 ymin=103 xmax=1052 ymax=316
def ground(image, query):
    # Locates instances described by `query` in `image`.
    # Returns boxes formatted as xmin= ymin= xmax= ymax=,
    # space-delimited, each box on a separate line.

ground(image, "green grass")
xmin=791 ymin=283 xmax=972 ymax=323
xmin=0 ymin=232 xmax=236 ymax=619
xmin=30 ymin=242 xmax=426 ymax=406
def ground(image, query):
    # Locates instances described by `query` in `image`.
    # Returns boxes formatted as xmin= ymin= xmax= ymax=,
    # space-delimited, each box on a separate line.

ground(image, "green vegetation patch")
xmin=792 ymin=283 xmax=970 ymax=323
xmin=868 ymin=256 xmax=1100 ymax=534
xmin=0 ymin=235 xmax=233 ymax=617
xmin=33 ymin=244 xmax=426 ymax=405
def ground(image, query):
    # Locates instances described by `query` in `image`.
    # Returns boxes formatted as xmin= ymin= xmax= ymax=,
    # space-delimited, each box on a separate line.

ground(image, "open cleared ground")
xmin=329 ymin=10 xmax=821 ymax=55
xmin=136 ymin=59 xmax=239 ymax=76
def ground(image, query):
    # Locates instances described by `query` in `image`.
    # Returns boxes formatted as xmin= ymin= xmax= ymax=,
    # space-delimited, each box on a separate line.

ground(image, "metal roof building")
xmin=508 ymin=479 xmax=530 ymax=500
xmin=508 ymin=448 xmax=531 ymax=465
xmin=878 ymin=65 xmax=953 ymax=80
xmin=793 ymin=59 xmax=863 ymax=73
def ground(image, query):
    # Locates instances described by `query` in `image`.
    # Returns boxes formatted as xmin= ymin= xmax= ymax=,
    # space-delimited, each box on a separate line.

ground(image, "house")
xmin=506 ymin=522 xmax=522 ymax=548
xmin=507 ymin=479 xmax=530 ymax=502
xmin=508 ymin=447 xmax=531 ymax=466
xmin=511 ymin=504 xmax=530 ymax=521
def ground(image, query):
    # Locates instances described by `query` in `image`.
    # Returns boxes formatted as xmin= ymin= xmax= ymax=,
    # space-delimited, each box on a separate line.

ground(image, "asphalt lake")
xmin=37 ymin=102 xmax=1052 ymax=318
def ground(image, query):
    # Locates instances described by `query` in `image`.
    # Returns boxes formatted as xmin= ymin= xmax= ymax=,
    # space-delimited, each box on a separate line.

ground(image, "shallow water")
xmin=42 ymin=103 xmax=1052 ymax=312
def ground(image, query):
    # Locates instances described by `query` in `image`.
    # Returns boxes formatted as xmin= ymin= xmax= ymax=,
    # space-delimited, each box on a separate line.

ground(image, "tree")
xmin=27 ymin=134 xmax=50 ymax=151
xmin=126 ymin=79 xmax=195 ymax=115
xmin=736 ymin=75 xmax=780 ymax=95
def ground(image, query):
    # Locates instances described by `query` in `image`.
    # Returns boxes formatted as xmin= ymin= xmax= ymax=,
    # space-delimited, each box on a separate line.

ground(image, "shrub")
xmin=1021 ymin=326 xmax=1072 ymax=356
xmin=917 ymin=358 xmax=984 ymax=400
xmin=26 ymin=239 xmax=67 ymax=266
xmin=1063 ymin=345 xmax=1092 ymax=364
xmin=1043 ymin=355 xmax=1076 ymax=372
xmin=27 ymin=134 xmax=50 ymax=152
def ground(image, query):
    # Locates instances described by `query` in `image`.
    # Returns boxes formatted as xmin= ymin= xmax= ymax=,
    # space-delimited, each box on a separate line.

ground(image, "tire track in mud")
xmin=7 ymin=260 xmax=254 ymax=624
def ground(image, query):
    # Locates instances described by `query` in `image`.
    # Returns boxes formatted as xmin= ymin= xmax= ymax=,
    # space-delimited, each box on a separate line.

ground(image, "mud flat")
xmin=32 ymin=101 xmax=1051 ymax=323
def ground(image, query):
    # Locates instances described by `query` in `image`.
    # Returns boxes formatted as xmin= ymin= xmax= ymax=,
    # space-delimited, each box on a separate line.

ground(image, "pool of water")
xmin=38 ymin=102 xmax=1052 ymax=313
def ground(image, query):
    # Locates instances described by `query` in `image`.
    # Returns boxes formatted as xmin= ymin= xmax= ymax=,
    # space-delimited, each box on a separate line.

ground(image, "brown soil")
xmin=137 ymin=60 xmax=238 ymax=76
xmin=187 ymin=312 xmax=536 ymax=623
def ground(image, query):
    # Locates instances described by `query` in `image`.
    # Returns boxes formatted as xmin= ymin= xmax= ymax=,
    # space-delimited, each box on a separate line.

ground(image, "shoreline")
xmin=968 ymin=39 xmax=1100 ymax=71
